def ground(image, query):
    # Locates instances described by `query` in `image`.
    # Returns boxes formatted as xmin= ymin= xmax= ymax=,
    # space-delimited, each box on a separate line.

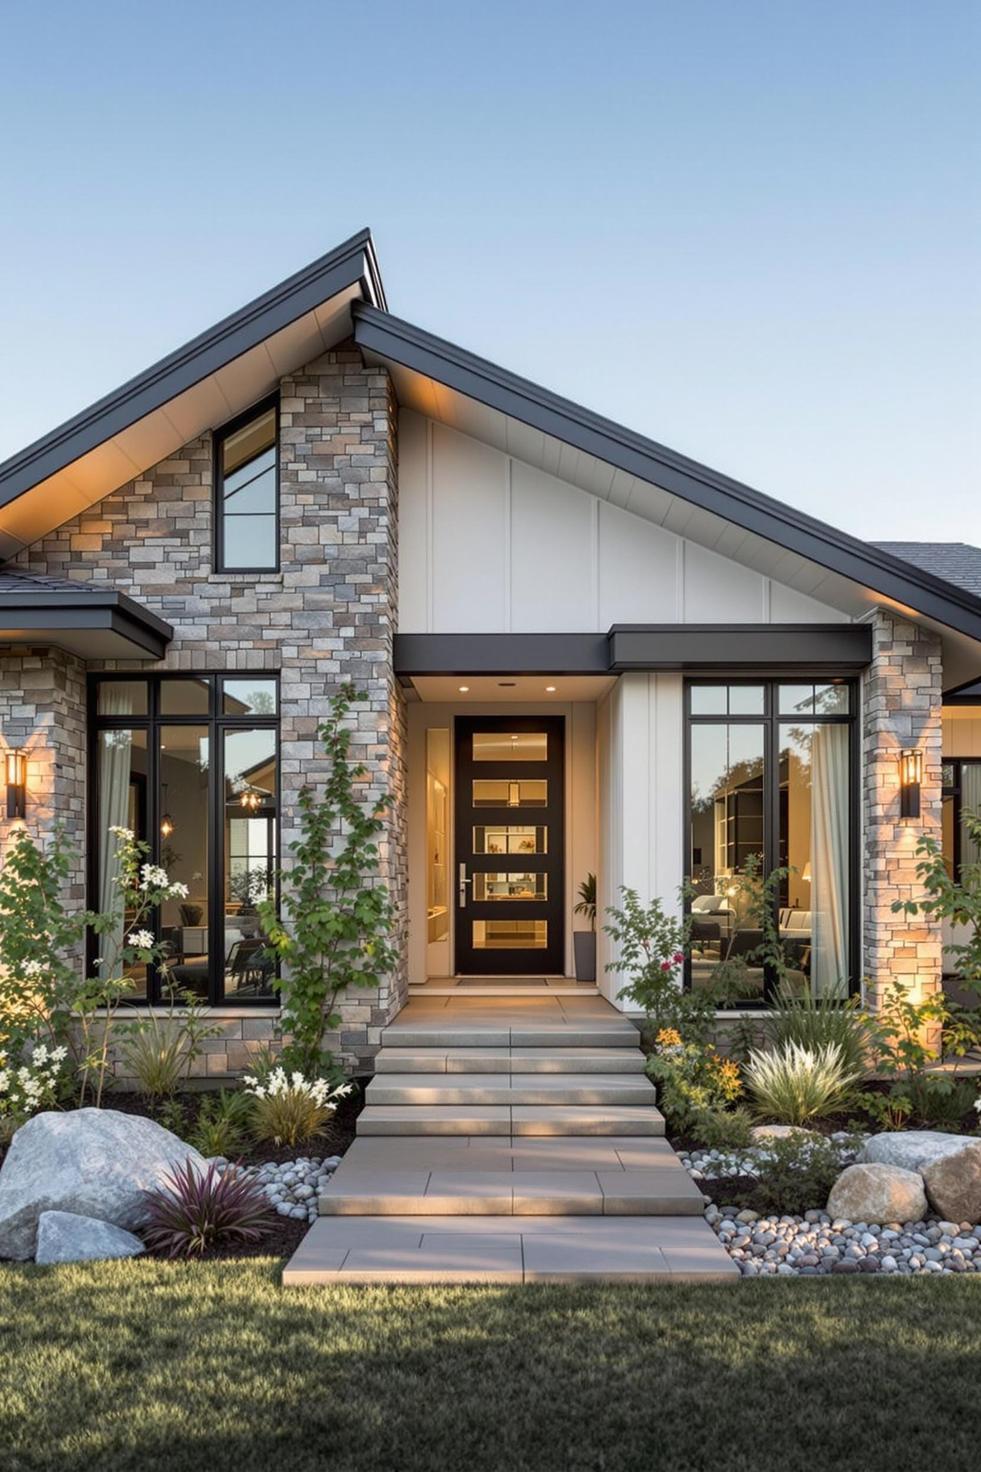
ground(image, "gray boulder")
xmin=859 ymin=1131 xmax=977 ymax=1173
xmin=921 ymin=1141 xmax=981 ymax=1225
xmin=0 ymin=1109 xmax=205 ymax=1260
xmin=827 ymin=1162 xmax=928 ymax=1224
xmin=35 ymin=1210 xmax=145 ymax=1265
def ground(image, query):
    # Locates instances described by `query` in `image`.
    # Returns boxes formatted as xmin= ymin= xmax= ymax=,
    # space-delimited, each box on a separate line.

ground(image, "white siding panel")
xmin=510 ymin=460 xmax=594 ymax=630
xmin=770 ymin=580 xmax=849 ymax=623
xmin=683 ymin=541 xmax=766 ymax=620
xmin=398 ymin=409 xmax=429 ymax=632
xmin=598 ymin=501 xmax=676 ymax=625
xmin=431 ymin=422 xmax=507 ymax=631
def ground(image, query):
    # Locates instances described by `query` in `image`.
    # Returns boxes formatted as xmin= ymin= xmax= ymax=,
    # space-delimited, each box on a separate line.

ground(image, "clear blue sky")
xmin=1 ymin=0 xmax=978 ymax=542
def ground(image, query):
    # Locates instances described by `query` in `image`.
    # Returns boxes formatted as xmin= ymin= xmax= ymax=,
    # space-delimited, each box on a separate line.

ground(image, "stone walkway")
xmin=284 ymin=996 xmax=738 ymax=1284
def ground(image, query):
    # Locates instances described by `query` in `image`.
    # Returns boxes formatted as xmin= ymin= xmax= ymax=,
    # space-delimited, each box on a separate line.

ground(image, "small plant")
xmin=140 ymin=1160 xmax=274 ymax=1258
xmin=907 ymin=1074 xmax=977 ymax=1131
xmin=605 ymin=886 xmax=724 ymax=1045
xmin=765 ymin=983 xmax=874 ymax=1077
xmin=245 ymin=1067 xmax=352 ymax=1148
xmin=690 ymin=1104 xmax=755 ymax=1152
xmin=256 ymin=686 xmax=397 ymax=1077
xmin=116 ymin=992 xmax=219 ymax=1100
xmin=155 ymin=1096 xmax=189 ymax=1138
xmin=750 ymin=1131 xmax=857 ymax=1215
xmin=573 ymin=873 xmax=596 ymax=931
xmin=0 ymin=1043 xmax=68 ymax=1136
xmin=744 ymin=1041 xmax=861 ymax=1126
xmin=863 ymin=1088 xmax=914 ymax=1132
xmin=190 ymin=1090 xmax=254 ymax=1158
xmin=645 ymin=1028 xmax=741 ymax=1131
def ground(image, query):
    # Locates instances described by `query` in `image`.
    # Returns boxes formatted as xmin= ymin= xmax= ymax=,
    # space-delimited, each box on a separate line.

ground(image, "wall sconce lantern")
xmin=240 ymin=788 xmax=261 ymax=812
xmin=899 ymin=748 xmax=923 ymax=819
xmin=5 ymin=748 xmax=26 ymax=820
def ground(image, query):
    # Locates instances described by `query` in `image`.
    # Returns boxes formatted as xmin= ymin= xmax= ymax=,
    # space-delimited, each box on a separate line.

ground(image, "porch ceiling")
xmin=408 ymin=674 xmax=617 ymax=703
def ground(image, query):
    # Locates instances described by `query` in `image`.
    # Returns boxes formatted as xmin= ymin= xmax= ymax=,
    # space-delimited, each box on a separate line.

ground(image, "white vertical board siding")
xmin=399 ymin=409 xmax=849 ymax=632
xmin=431 ymin=422 xmax=507 ymax=632
xmin=598 ymin=673 xmax=685 ymax=1009
xmin=943 ymin=713 xmax=981 ymax=757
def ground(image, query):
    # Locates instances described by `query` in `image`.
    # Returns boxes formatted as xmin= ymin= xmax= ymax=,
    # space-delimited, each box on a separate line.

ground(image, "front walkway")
xmin=284 ymin=997 xmax=737 ymax=1283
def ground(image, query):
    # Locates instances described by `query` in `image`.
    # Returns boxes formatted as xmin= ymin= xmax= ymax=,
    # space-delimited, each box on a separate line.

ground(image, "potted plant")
xmin=573 ymin=873 xmax=597 ymax=981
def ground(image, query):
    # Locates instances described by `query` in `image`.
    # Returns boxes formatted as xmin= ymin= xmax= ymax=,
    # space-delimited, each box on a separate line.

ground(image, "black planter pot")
xmin=573 ymin=931 xmax=596 ymax=983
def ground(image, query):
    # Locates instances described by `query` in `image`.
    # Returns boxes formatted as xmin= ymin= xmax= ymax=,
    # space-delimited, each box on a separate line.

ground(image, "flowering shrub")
xmin=0 ymin=1043 xmax=68 ymax=1137
xmin=140 ymin=1160 xmax=274 ymax=1258
xmin=645 ymin=1028 xmax=741 ymax=1131
xmin=604 ymin=887 xmax=723 ymax=1044
xmin=245 ymin=1067 xmax=352 ymax=1147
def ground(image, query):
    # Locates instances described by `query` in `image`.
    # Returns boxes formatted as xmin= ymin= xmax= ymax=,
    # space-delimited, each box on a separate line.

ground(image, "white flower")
xmin=974 ymin=1094 xmax=981 ymax=1116
xmin=23 ymin=959 xmax=44 ymax=978
xmin=167 ymin=881 xmax=190 ymax=900
xmin=127 ymin=929 xmax=155 ymax=950
xmin=108 ymin=825 xmax=134 ymax=841
xmin=140 ymin=864 xmax=170 ymax=891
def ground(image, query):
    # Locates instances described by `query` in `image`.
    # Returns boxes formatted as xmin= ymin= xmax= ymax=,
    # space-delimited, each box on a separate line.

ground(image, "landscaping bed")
xmin=1 ymin=1261 xmax=980 ymax=1472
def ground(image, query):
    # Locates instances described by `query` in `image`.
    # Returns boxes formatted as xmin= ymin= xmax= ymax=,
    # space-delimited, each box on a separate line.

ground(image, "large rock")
xmin=921 ymin=1141 xmax=981 ymax=1224
xmin=859 ymin=1131 xmax=977 ymax=1173
xmin=827 ymin=1163 xmax=928 ymax=1224
xmin=35 ymin=1210 xmax=145 ymax=1265
xmin=0 ymin=1109 xmax=205 ymax=1260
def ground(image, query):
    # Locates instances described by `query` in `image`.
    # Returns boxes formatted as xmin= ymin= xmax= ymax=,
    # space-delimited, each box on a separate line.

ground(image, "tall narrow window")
xmin=215 ymin=400 xmax=279 ymax=571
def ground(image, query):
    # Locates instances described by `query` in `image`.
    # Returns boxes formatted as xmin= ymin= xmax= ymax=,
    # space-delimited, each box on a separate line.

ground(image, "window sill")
xmin=89 ymin=1004 xmax=281 ymax=1019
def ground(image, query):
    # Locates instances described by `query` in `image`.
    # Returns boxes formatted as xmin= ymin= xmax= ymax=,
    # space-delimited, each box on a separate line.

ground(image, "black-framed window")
xmin=89 ymin=674 xmax=280 ymax=1006
xmin=214 ymin=397 xmax=279 ymax=572
xmin=943 ymin=758 xmax=981 ymax=880
xmin=686 ymin=679 xmax=858 ymax=1006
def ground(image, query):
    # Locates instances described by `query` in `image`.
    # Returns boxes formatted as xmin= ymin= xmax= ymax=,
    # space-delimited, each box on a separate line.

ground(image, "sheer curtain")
xmin=811 ymin=724 xmax=849 ymax=997
xmin=97 ymin=714 xmax=135 ymax=976
xmin=961 ymin=764 xmax=981 ymax=865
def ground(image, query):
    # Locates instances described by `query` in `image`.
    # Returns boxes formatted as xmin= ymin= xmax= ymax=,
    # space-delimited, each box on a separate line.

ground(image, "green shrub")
xmin=690 ymin=1105 xmax=755 ymax=1152
xmin=908 ymin=1074 xmax=977 ymax=1131
xmin=750 ymin=1131 xmax=853 ymax=1215
xmin=190 ymin=1090 xmax=254 ymax=1158
xmin=744 ymin=1041 xmax=861 ymax=1126
xmin=765 ymin=984 xmax=874 ymax=1077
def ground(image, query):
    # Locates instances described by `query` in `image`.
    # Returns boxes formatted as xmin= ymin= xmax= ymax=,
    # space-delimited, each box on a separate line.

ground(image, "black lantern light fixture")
xmin=899 ymin=748 xmax=923 ymax=819
xmin=5 ymin=748 xmax=26 ymax=820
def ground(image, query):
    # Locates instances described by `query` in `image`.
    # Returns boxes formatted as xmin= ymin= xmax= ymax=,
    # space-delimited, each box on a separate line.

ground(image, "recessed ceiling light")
xmin=545 ymin=685 xmax=557 ymax=693
xmin=498 ymin=681 xmax=517 ymax=687
xmin=458 ymin=685 xmax=470 ymax=693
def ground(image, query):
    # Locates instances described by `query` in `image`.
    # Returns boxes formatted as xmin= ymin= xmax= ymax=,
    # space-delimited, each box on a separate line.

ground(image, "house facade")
xmin=1 ymin=229 xmax=979 ymax=1077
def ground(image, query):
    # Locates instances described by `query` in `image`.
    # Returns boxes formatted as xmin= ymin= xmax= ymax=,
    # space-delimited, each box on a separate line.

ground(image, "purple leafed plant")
xmin=140 ymin=1159 xmax=275 ymax=1258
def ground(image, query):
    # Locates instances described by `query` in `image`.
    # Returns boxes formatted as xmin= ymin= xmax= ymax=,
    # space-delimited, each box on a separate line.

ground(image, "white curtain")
xmin=811 ymin=724 xmax=849 ymax=998
xmin=961 ymin=764 xmax=981 ymax=867
xmin=97 ymin=705 xmax=135 ymax=976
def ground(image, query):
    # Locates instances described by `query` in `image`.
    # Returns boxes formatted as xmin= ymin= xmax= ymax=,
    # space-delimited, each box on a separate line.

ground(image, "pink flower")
xmin=660 ymin=960 xmax=673 ymax=972
xmin=672 ymin=951 xmax=685 ymax=965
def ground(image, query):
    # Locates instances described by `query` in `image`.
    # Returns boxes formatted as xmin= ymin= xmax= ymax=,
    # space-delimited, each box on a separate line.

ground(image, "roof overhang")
xmin=0 ymin=587 xmax=173 ymax=659
xmin=394 ymin=624 xmax=873 ymax=678
xmin=0 ymin=230 xmax=386 ymax=560
xmin=355 ymin=304 xmax=981 ymax=647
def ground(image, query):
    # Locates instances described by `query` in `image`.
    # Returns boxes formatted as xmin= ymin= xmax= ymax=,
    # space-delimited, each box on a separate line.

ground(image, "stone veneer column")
xmin=0 ymin=647 xmax=86 ymax=901
xmin=862 ymin=609 xmax=943 ymax=1014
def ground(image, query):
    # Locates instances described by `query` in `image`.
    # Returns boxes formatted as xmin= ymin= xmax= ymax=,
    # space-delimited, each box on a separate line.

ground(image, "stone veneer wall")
xmin=9 ymin=343 xmax=406 ymax=1079
xmin=862 ymin=608 xmax=944 ymax=1014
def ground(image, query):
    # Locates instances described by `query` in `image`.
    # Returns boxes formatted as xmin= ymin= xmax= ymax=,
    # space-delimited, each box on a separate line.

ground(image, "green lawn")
xmin=1 ymin=1261 xmax=979 ymax=1472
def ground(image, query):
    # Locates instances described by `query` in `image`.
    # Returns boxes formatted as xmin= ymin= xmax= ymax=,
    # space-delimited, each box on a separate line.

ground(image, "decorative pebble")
xmin=230 ymin=1155 xmax=342 ymax=1222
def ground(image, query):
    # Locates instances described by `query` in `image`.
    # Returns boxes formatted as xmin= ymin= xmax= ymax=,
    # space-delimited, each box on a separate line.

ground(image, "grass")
xmin=1 ymin=1263 xmax=980 ymax=1472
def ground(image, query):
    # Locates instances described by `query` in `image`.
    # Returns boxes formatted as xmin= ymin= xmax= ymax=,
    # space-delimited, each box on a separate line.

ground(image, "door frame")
xmin=453 ymin=714 xmax=566 ymax=975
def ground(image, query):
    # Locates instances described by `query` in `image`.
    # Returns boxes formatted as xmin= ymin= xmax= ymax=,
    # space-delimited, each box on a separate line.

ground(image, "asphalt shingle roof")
xmin=875 ymin=542 xmax=981 ymax=600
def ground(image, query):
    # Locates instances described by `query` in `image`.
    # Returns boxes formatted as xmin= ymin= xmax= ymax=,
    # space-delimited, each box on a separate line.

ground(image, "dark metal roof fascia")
xmin=355 ymin=304 xmax=981 ymax=643
xmin=0 ymin=229 xmax=385 ymax=511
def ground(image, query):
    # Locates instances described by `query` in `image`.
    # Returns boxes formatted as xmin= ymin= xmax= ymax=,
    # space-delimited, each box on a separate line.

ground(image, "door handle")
xmin=458 ymin=862 xmax=471 ymax=907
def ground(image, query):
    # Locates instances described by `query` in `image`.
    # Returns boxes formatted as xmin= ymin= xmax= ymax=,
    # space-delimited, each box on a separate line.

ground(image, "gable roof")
xmin=0 ymin=229 xmax=978 ymax=647
xmin=353 ymin=304 xmax=981 ymax=645
xmin=0 ymin=229 xmax=385 ymax=560
xmin=875 ymin=543 xmax=981 ymax=600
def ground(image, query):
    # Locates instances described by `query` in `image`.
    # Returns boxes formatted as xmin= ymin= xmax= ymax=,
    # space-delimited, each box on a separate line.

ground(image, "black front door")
xmin=454 ymin=715 xmax=565 ymax=975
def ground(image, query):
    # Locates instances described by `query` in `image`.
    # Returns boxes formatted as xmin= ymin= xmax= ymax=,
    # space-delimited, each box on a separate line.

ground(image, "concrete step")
xmin=357 ymin=1104 xmax=665 ymax=1137
xmin=374 ymin=1047 xmax=648 ymax=1075
xmin=284 ymin=1215 xmax=739 ymax=1284
xmin=318 ymin=1159 xmax=705 ymax=1218
xmin=409 ymin=983 xmax=599 ymax=996
xmin=380 ymin=1025 xmax=639 ymax=1050
xmin=365 ymin=1073 xmax=657 ymax=1106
